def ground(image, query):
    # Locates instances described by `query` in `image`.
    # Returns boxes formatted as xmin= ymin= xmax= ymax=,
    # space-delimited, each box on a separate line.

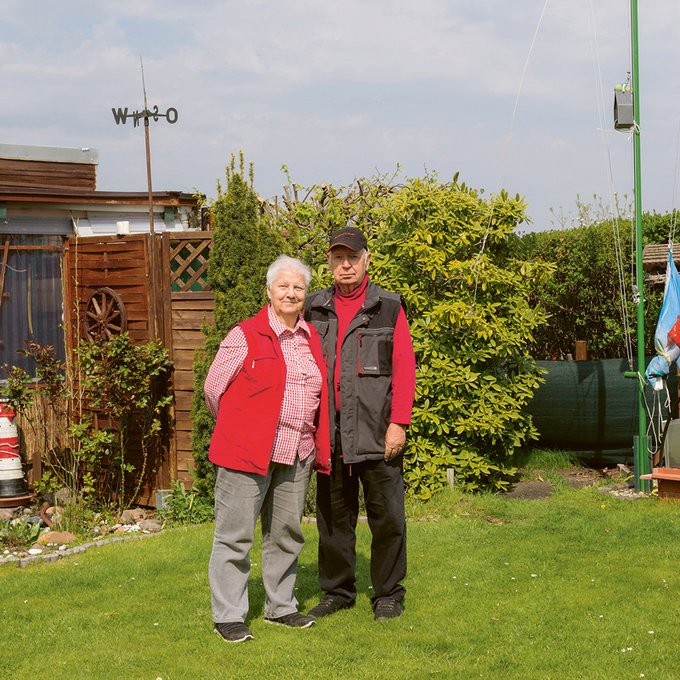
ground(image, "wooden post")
xmin=575 ymin=340 xmax=587 ymax=361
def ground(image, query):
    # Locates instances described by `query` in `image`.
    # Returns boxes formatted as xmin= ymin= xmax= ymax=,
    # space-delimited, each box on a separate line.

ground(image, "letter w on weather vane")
xmin=111 ymin=105 xmax=179 ymax=127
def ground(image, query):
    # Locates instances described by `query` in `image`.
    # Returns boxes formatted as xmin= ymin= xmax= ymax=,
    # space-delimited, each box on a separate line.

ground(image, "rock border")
xmin=0 ymin=530 xmax=161 ymax=569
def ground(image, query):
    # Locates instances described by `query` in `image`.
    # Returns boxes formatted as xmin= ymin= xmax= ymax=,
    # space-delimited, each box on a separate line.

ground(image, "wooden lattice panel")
xmin=170 ymin=237 xmax=211 ymax=292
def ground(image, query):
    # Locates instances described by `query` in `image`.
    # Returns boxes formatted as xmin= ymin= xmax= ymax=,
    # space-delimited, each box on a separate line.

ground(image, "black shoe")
xmin=214 ymin=621 xmax=254 ymax=643
xmin=307 ymin=595 xmax=355 ymax=619
xmin=374 ymin=598 xmax=403 ymax=621
xmin=265 ymin=611 xmax=316 ymax=628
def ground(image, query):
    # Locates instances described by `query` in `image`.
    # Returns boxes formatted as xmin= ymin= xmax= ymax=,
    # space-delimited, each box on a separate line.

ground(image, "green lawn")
xmin=3 ymin=479 xmax=680 ymax=679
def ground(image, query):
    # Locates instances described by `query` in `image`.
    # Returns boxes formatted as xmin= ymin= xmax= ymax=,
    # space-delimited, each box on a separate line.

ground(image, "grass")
xmin=512 ymin=447 xmax=581 ymax=471
xmin=3 ymin=465 xmax=680 ymax=679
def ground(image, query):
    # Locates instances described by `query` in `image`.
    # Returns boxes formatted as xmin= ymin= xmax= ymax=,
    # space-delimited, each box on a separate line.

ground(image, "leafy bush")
xmin=0 ymin=517 xmax=43 ymax=549
xmin=263 ymin=171 xmax=552 ymax=497
xmin=157 ymin=480 xmax=214 ymax=525
xmin=2 ymin=335 xmax=173 ymax=517
xmin=76 ymin=333 xmax=173 ymax=511
xmin=518 ymin=209 xmax=673 ymax=359
xmin=191 ymin=163 xmax=552 ymax=497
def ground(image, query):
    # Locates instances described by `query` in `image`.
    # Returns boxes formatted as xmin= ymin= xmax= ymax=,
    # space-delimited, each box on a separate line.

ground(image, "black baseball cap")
xmin=328 ymin=226 xmax=367 ymax=252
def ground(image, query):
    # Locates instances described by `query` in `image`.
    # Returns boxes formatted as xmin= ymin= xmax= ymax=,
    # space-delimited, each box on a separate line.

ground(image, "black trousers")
xmin=316 ymin=431 xmax=407 ymax=606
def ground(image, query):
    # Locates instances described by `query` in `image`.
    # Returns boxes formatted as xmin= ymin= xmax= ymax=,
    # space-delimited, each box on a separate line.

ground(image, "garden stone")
xmin=139 ymin=519 xmax=163 ymax=532
xmin=120 ymin=508 xmax=146 ymax=524
xmin=54 ymin=487 xmax=73 ymax=506
xmin=27 ymin=548 xmax=42 ymax=556
xmin=43 ymin=553 xmax=59 ymax=563
xmin=46 ymin=506 xmax=63 ymax=525
xmin=37 ymin=531 xmax=77 ymax=545
xmin=0 ymin=509 xmax=13 ymax=521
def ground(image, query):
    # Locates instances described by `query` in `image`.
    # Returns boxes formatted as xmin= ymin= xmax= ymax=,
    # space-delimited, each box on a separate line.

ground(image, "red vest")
xmin=208 ymin=305 xmax=331 ymax=476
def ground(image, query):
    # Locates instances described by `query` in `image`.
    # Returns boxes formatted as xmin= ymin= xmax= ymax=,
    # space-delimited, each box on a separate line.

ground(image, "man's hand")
xmin=384 ymin=423 xmax=407 ymax=461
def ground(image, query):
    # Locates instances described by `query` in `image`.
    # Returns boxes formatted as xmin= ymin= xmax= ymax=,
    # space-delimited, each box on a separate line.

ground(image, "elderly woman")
xmin=205 ymin=255 xmax=330 ymax=643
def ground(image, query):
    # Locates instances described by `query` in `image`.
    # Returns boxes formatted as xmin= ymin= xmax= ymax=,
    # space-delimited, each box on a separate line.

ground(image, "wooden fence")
xmin=59 ymin=232 xmax=213 ymax=504
xmin=163 ymin=234 xmax=214 ymax=489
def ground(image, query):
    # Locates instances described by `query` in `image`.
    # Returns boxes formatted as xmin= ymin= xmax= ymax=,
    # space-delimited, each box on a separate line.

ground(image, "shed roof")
xmin=642 ymin=243 xmax=680 ymax=286
xmin=0 ymin=143 xmax=199 ymax=207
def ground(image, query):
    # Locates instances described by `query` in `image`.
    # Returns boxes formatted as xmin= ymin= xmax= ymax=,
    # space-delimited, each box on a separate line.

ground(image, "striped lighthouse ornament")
xmin=0 ymin=400 xmax=28 ymax=497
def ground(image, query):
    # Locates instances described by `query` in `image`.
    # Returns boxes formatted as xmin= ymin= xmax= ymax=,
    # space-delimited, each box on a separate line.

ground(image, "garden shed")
xmin=61 ymin=231 xmax=214 ymax=502
xmin=0 ymin=143 xmax=213 ymax=505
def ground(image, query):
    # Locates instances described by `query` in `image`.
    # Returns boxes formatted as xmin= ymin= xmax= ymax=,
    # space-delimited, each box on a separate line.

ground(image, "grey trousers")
xmin=209 ymin=456 xmax=312 ymax=623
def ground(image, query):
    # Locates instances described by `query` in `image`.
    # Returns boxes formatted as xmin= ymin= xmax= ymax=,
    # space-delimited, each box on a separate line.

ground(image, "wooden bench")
xmin=640 ymin=468 xmax=680 ymax=499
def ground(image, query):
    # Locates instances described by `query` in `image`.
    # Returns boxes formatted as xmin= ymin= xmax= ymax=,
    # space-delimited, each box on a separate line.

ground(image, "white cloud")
xmin=1 ymin=1 xmax=679 ymax=228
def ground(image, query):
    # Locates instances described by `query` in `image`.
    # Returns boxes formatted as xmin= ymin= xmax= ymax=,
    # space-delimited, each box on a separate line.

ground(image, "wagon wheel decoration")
xmin=84 ymin=287 xmax=128 ymax=342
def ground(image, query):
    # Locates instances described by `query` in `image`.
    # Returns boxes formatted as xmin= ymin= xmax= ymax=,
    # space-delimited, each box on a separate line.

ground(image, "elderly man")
xmin=205 ymin=255 xmax=330 ymax=643
xmin=304 ymin=226 xmax=416 ymax=621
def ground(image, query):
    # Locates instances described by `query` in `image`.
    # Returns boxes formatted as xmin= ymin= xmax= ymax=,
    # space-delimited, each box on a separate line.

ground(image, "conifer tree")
xmin=191 ymin=154 xmax=284 ymax=493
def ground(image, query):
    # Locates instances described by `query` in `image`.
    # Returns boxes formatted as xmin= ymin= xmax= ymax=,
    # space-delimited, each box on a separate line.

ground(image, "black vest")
xmin=304 ymin=281 xmax=403 ymax=463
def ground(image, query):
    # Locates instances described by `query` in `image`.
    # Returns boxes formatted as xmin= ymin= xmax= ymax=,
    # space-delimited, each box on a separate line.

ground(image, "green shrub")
xmin=518 ymin=209 xmax=674 ymax=359
xmin=2 ymin=335 xmax=173 ymax=517
xmin=265 ymin=171 xmax=552 ymax=497
xmin=0 ymin=518 xmax=43 ymax=549
xmin=157 ymin=480 xmax=214 ymax=525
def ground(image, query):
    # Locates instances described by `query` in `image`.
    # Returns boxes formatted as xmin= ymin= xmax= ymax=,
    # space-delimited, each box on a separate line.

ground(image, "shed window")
xmin=0 ymin=234 xmax=65 ymax=377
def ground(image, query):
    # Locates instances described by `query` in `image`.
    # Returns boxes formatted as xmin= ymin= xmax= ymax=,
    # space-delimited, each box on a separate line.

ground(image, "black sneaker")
xmin=374 ymin=598 xmax=403 ymax=621
xmin=214 ymin=621 xmax=254 ymax=643
xmin=307 ymin=595 xmax=355 ymax=619
xmin=264 ymin=611 xmax=316 ymax=628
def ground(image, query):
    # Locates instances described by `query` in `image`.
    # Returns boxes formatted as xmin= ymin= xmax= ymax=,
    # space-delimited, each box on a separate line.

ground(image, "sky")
xmin=2 ymin=0 xmax=680 ymax=232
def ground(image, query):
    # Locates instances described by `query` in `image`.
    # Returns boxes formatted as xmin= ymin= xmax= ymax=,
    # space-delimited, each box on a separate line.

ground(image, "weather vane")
xmin=111 ymin=56 xmax=178 ymax=234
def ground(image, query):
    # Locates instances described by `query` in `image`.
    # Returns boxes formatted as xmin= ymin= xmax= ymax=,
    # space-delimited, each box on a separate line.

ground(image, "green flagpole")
xmin=631 ymin=0 xmax=651 ymax=491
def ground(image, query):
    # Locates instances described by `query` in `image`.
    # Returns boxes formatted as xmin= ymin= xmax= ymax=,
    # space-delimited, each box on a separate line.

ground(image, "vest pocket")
xmin=242 ymin=355 xmax=278 ymax=389
xmin=357 ymin=329 xmax=393 ymax=375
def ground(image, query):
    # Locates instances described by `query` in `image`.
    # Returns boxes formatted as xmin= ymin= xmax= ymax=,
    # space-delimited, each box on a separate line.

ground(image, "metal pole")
xmin=140 ymin=57 xmax=158 ymax=339
xmin=141 ymin=58 xmax=155 ymax=235
xmin=631 ymin=0 xmax=651 ymax=491
xmin=144 ymin=116 xmax=155 ymax=235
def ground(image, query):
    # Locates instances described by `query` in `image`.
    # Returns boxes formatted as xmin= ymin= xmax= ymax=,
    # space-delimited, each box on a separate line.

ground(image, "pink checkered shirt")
xmin=204 ymin=307 xmax=323 ymax=465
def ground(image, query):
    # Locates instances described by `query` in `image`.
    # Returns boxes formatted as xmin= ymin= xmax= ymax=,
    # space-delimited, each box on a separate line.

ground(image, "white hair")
xmin=266 ymin=255 xmax=311 ymax=289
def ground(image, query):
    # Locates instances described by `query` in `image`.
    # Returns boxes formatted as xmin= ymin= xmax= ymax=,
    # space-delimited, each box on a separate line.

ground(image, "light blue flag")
xmin=646 ymin=249 xmax=680 ymax=389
